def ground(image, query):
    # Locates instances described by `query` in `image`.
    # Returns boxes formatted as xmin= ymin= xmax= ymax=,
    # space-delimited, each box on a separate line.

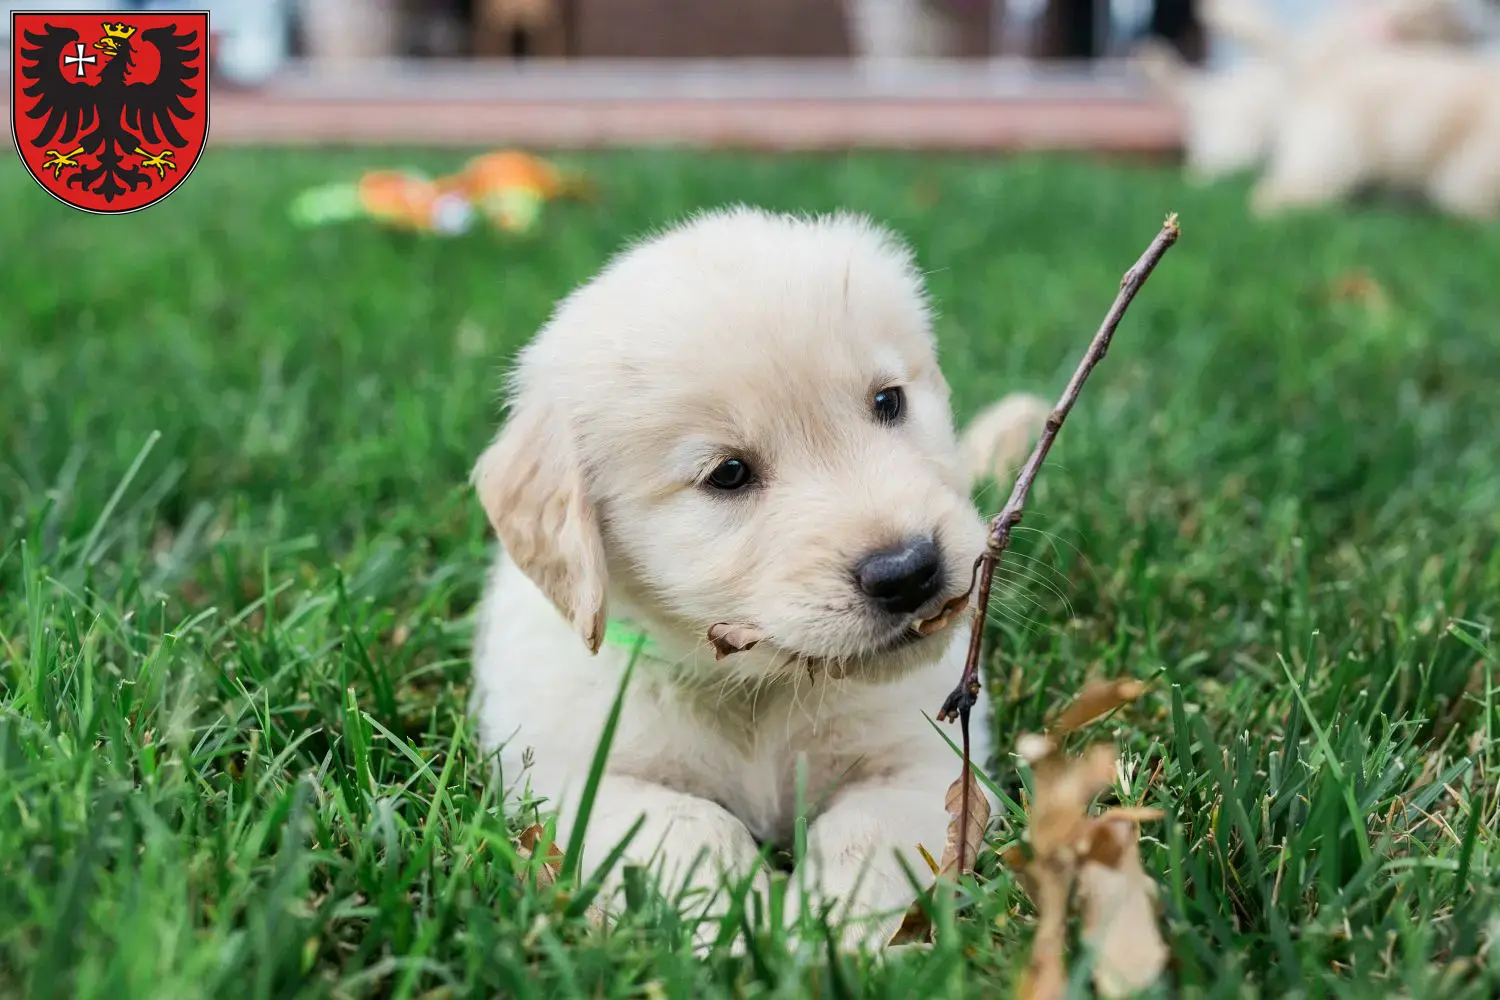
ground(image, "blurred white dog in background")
xmin=1138 ymin=0 xmax=1500 ymax=219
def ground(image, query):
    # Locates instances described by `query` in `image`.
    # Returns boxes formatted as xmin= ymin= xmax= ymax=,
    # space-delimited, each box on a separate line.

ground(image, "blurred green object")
xmin=287 ymin=181 xmax=366 ymax=226
xmin=476 ymin=187 xmax=544 ymax=233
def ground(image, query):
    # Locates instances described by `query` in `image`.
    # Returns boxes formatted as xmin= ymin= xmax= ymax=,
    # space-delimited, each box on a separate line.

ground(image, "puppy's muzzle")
xmin=854 ymin=535 xmax=945 ymax=616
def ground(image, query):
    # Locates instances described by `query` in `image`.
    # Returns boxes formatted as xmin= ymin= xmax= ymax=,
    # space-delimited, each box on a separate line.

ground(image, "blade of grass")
xmin=78 ymin=430 xmax=160 ymax=568
xmin=1279 ymin=654 xmax=1374 ymax=864
xmin=559 ymin=635 xmax=644 ymax=885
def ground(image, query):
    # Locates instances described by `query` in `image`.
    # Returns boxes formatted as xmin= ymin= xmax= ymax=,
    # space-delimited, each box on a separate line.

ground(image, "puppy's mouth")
xmin=707 ymin=591 xmax=971 ymax=663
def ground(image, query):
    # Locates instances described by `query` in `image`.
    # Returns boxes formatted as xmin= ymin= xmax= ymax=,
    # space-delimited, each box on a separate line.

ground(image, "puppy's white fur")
xmin=469 ymin=207 xmax=1045 ymax=949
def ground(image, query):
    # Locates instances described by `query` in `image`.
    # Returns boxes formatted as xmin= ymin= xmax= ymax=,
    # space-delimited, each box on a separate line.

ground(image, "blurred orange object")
xmin=454 ymin=151 xmax=582 ymax=201
xmin=358 ymin=170 xmax=474 ymax=233
xmin=452 ymin=151 xmax=590 ymax=232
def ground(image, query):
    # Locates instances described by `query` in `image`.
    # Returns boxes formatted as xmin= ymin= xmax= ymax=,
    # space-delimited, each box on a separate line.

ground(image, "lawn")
xmin=2 ymin=147 xmax=1499 ymax=1000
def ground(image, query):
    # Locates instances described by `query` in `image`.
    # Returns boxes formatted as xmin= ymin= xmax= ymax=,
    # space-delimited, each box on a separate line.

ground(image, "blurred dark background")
xmin=3 ymin=1 xmax=1210 ymax=80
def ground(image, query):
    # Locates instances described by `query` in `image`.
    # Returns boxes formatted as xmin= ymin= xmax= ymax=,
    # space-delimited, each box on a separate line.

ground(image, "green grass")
xmin=2 ymin=146 xmax=1499 ymax=999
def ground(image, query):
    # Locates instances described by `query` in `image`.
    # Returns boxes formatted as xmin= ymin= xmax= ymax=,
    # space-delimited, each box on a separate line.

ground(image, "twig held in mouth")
xmin=937 ymin=214 xmax=1181 ymax=875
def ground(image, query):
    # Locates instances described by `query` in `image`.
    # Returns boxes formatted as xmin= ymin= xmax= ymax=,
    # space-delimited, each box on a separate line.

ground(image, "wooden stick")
xmin=938 ymin=214 xmax=1182 ymax=875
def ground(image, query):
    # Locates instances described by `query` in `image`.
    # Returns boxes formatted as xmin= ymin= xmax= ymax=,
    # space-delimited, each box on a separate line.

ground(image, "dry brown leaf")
xmin=1095 ymin=805 xmax=1167 ymax=825
xmin=1051 ymin=678 xmax=1148 ymax=734
xmin=1018 ymin=955 xmax=1068 ymax=1000
xmin=514 ymin=824 xmax=609 ymax=927
xmin=1014 ymin=743 xmax=1115 ymax=1000
xmin=1017 ymin=732 xmax=1058 ymax=763
xmin=886 ymin=841 xmax=945 ymax=945
xmin=908 ymin=175 xmax=942 ymax=208
xmin=887 ymin=675 xmax=1165 ymax=986
xmin=916 ymin=592 xmax=971 ymax=636
xmin=1076 ymin=815 xmax=1169 ymax=998
xmin=1027 ymin=742 xmax=1117 ymax=857
xmin=885 ymin=899 xmax=937 ymax=947
xmin=515 ymin=823 xmax=565 ymax=889
xmin=1328 ymin=269 xmax=1392 ymax=310
xmin=886 ymin=768 xmax=991 ymax=946
xmin=1017 ymin=854 xmax=1073 ymax=1000
xmin=938 ymin=770 xmax=991 ymax=876
xmin=1010 ymin=676 xmax=1166 ymax=998
xmin=706 ymin=623 xmax=764 ymax=660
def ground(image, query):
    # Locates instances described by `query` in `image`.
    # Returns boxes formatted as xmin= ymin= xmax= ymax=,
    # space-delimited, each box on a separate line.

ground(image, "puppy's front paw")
xmin=785 ymin=861 xmax=917 ymax=954
xmin=794 ymin=776 xmax=959 ymax=953
xmin=565 ymin=776 xmax=772 ymax=953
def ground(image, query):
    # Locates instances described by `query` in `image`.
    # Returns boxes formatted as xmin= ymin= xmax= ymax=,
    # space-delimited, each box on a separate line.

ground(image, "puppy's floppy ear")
xmin=472 ymin=394 xmax=608 ymax=653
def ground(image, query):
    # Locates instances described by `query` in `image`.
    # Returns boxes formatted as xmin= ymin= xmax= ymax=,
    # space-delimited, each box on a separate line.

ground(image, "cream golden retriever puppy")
xmin=468 ymin=207 xmax=1047 ymax=950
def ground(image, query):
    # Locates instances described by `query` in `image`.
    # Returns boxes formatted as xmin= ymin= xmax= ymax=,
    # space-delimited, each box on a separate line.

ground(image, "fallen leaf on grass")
xmin=1011 ymin=680 xmax=1168 ymax=1000
xmin=887 ymin=768 xmax=991 ymax=946
xmin=1016 ymin=847 xmax=1073 ymax=1000
xmin=886 ymin=894 xmax=939 ymax=947
xmin=908 ymin=174 xmax=942 ymax=208
xmin=1327 ymin=269 xmax=1391 ymax=309
xmin=514 ymin=824 xmax=608 ymax=926
xmin=1076 ymin=813 xmax=1169 ymax=998
xmin=1324 ymin=270 xmax=1396 ymax=328
xmin=1015 ymin=742 xmax=1118 ymax=1000
xmin=515 ymin=823 xmax=565 ymax=889
xmin=1023 ymin=742 xmax=1117 ymax=856
xmin=939 ymin=770 xmax=992 ymax=876
xmin=1049 ymin=678 xmax=1148 ymax=735
xmin=885 ymin=676 xmax=1167 ymax=986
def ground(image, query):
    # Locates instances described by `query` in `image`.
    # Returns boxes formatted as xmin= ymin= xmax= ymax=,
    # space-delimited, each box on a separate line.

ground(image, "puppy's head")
xmin=473 ymin=207 xmax=986 ymax=682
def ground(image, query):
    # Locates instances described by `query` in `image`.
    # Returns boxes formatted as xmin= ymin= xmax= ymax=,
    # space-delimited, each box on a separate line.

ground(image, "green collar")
xmin=602 ymin=618 xmax=664 ymax=658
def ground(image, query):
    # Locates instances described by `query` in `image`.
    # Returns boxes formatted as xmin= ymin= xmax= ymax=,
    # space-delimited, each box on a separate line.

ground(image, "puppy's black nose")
xmin=855 ymin=536 xmax=944 ymax=615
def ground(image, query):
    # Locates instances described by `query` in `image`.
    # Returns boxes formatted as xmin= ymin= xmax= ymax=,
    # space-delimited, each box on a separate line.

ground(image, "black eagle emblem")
xmin=19 ymin=21 xmax=200 ymax=204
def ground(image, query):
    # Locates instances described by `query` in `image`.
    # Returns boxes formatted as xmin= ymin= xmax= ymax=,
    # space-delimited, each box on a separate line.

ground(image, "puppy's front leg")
xmin=797 ymin=768 xmax=969 ymax=949
xmin=559 ymin=775 xmax=770 ymax=944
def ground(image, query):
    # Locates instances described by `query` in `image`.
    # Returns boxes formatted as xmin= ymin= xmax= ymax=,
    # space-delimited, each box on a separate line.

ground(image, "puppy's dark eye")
xmin=705 ymin=458 xmax=754 ymax=491
xmin=872 ymin=386 xmax=905 ymax=424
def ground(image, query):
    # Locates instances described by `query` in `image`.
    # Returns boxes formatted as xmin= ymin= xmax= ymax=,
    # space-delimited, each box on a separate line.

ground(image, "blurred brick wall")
xmin=573 ymin=0 xmax=995 ymax=58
